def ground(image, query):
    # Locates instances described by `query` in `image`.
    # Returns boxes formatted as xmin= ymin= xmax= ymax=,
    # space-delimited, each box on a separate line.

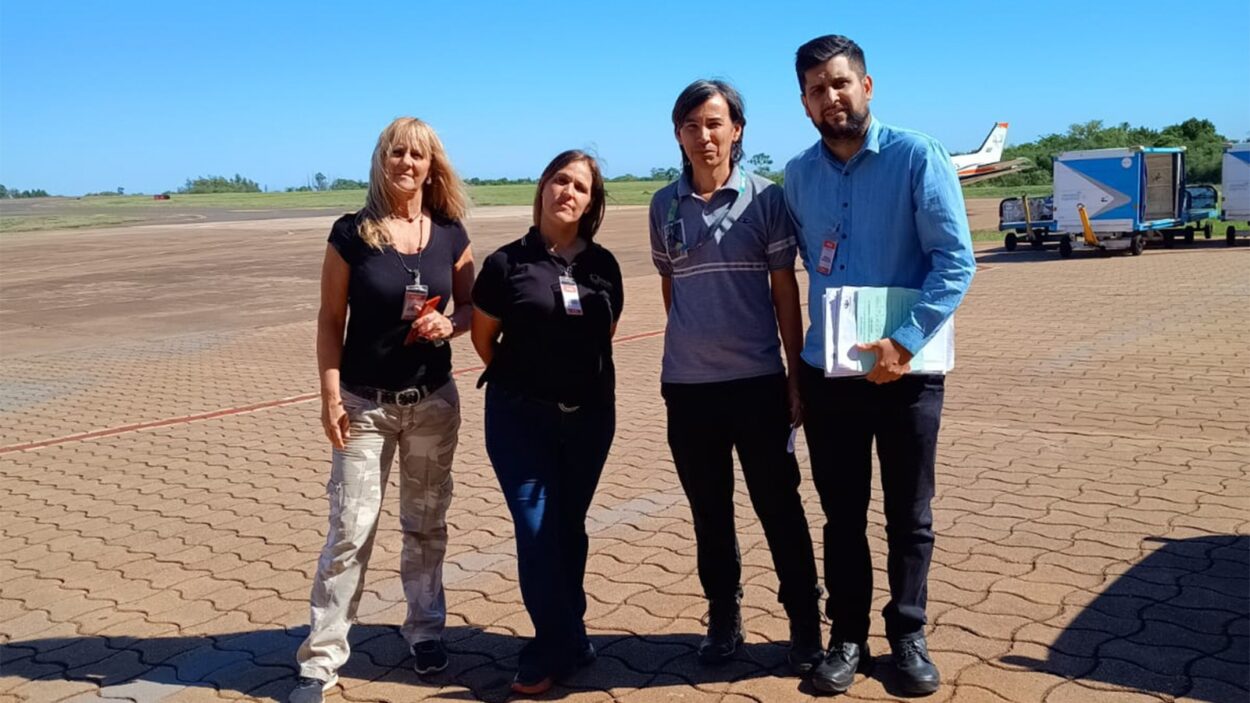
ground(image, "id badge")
xmin=665 ymin=220 xmax=688 ymax=263
xmin=401 ymin=284 xmax=429 ymax=320
xmin=559 ymin=275 xmax=583 ymax=316
xmin=816 ymin=240 xmax=838 ymax=275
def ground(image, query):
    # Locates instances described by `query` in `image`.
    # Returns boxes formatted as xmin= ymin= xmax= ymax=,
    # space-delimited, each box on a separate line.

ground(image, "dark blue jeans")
xmin=484 ymin=384 xmax=615 ymax=672
xmin=799 ymin=363 xmax=944 ymax=643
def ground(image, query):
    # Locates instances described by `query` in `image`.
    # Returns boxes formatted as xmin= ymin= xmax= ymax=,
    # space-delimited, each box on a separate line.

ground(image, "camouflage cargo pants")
xmin=297 ymin=380 xmax=460 ymax=681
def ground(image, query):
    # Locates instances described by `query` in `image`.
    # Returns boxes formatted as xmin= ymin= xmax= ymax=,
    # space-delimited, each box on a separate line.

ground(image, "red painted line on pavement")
xmin=0 ymin=328 xmax=667 ymax=455
xmin=0 ymin=393 xmax=319 ymax=455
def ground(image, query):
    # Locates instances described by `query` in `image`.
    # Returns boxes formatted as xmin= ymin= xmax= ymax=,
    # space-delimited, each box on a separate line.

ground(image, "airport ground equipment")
xmin=1221 ymin=143 xmax=1249 ymax=246
xmin=999 ymin=195 xmax=1058 ymax=250
xmin=1162 ymin=185 xmax=1218 ymax=247
xmin=1053 ymin=147 xmax=1187 ymax=258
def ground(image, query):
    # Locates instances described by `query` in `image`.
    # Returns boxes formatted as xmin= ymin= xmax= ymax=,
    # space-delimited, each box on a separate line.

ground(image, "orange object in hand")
xmin=404 ymin=295 xmax=442 ymax=345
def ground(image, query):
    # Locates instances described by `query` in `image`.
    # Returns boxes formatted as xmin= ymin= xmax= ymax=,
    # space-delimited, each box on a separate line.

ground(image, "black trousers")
xmin=662 ymin=372 xmax=821 ymax=617
xmin=799 ymin=363 xmax=944 ymax=642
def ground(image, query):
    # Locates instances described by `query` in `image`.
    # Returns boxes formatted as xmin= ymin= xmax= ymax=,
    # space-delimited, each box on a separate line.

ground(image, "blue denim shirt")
xmin=783 ymin=117 xmax=976 ymax=370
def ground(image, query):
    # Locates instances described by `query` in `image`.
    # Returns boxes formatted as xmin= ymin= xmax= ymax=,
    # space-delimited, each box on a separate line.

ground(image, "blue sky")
xmin=2 ymin=1 xmax=1248 ymax=195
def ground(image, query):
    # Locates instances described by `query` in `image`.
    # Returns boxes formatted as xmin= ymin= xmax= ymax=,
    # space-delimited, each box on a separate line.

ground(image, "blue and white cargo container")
xmin=1053 ymin=147 xmax=1186 ymax=257
xmin=1222 ymin=143 xmax=1249 ymax=246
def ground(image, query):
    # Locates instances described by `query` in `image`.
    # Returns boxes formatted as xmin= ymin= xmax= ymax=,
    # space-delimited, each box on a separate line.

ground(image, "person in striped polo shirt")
xmin=648 ymin=79 xmax=823 ymax=675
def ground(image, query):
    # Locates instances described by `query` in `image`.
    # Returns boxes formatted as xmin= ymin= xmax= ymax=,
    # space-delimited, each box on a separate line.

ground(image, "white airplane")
xmin=950 ymin=122 xmax=1033 ymax=184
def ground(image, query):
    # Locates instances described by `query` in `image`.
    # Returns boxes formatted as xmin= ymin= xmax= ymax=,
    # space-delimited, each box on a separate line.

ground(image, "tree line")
xmin=0 ymin=185 xmax=50 ymax=198
xmin=968 ymin=118 xmax=1231 ymax=188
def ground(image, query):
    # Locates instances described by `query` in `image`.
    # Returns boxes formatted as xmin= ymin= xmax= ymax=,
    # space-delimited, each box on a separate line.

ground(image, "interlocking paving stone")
xmin=2 ymin=212 xmax=1247 ymax=701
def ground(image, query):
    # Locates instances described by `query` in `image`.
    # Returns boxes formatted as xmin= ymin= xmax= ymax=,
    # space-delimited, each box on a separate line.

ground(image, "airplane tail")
xmin=974 ymin=122 xmax=1009 ymax=161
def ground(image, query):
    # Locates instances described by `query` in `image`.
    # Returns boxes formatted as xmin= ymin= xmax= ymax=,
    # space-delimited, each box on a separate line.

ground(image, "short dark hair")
xmin=532 ymin=150 xmax=606 ymax=241
xmin=670 ymin=79 xmax=746 ymax=172
xmin=795 ymin=35 xmax=866 ymax=91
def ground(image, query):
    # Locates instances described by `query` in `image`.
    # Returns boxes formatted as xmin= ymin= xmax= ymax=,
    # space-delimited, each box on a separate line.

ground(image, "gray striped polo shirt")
xmin=649 ymin=166 xmax=797 ymax=384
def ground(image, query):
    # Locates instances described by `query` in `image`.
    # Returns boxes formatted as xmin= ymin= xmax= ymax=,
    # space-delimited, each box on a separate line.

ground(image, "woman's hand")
xmin=411 ymin=312 xmax=454 ymax=341
xmin=322 ymin=396 xmax=350 ymax=449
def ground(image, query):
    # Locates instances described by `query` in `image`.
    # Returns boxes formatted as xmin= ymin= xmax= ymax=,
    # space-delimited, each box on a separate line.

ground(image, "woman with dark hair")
xmin=291 ymin=117 xmax=474 ymax=703
xmin=471 ymin=150 xmax=623 ymax=695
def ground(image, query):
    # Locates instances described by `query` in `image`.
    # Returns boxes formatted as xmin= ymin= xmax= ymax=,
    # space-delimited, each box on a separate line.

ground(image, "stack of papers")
xmin=823 ymin=286 xmax=954 ymax=377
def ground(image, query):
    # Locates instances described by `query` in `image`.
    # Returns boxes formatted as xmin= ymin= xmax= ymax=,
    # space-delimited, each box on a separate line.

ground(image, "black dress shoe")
xmin=698 ymin=607 xmax=744 ymax=665
xmin=811 ymin=640 xmax=871 ymax=694
xmin=891 ymin=635 xmax=940 ymax=695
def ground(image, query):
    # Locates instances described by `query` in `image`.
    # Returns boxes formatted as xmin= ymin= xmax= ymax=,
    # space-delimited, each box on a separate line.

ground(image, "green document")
xmin=824 ymin=286 xmax=954 ymax=376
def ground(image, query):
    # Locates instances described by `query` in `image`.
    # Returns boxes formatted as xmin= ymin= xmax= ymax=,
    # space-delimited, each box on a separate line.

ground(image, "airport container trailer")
xmin=1053 ymin=147 xmax=1186 ymax=257
xmin=1222 ymin=142 xmax=1249 ymax=246
xmin=998 ymin=195 xmax=1058 ymax=250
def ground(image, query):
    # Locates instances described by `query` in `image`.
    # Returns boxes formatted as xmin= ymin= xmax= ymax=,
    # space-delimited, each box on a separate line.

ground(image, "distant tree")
xmin=117 ymin=187 xmax=124 ymax=195
xmin=314 ymin=172 xmax=328 ymax=191
xmin=1159 ymin=118 xmax=1224 ymax=184
xmin=649 ymin=166 xmax=680 ymax=182
xmin=0 ymin=185 xmax=8 ymax=198
xmin=179 ymin=174 xmax=261 ymax=194
xmin=329 ymin=178 xmax=368 ymax=190
xmin=285 ymin=185 xmax=314 ymax=193
xmin=464 ymin=176 xmax=538 ymax=186
xmin=748 ymin=153 xmax=774 ymax=176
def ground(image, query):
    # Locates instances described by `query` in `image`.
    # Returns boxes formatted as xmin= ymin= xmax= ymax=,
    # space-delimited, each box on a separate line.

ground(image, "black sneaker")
xmin=811 ymin=640 xmax=871 ymax=694
xmin=575 ymin=640 xmax=597 ymax=668
xmin=412 ymin=640 xmax=449 ymax=676
xmin=786 ymin=615 xmax=824 ymax=675
xmin=698 ymin=607 xmax=744 ymax=665
xmin=891 ymin=634 xmax=940 ymax=695
xmin=287 ymin=675 xmax=337 ymax=703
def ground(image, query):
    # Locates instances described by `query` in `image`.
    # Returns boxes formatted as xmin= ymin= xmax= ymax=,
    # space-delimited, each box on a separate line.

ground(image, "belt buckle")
xmin=396 ymin=388 xmax=426 ymax=406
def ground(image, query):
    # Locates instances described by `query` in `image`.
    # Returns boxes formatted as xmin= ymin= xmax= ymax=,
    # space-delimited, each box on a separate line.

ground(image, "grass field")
xmin=961 ymin=184 xmax=1055 ymax=199
xmin=4 ymin=182 xmax=1243 ymax=236
xmin=7 ymin=180 xmax=1036 ymax=213
xmin=0 ymin=183 xmax=669 ymax=232
xmin=9 ymin=182 xmax=670 ymax=211
xmin=0 ymin=214 xmax=153 ymax=233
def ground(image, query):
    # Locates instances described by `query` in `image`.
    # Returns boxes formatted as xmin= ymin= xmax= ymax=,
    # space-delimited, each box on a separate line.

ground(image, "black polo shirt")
xmin=473 ymin=228 xmax=624 ymax=405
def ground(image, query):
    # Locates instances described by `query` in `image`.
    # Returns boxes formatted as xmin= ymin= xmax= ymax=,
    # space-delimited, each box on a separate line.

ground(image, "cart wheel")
xmin=1059 ymin=237 xmax=1073 ymax=258
xmin=1004 ymin=233 xmax=1018 ymax=251
xmin=1163 ymin=232 xmax=1175 ymax=248
xmin=1203 ymin=222 xmax=1212 ymax=239
xmin=1130 ymin=234 xmax=1145 ymax=256
xmin=1185 ymin=227 xmax=1195 ymax=244
xmin=1230 ymin=225 xmax=1238 ymax=246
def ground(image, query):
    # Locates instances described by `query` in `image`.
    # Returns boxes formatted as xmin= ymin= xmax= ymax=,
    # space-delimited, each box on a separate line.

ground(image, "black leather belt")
xmin=343 ymin=377 xmax=449 ymax=407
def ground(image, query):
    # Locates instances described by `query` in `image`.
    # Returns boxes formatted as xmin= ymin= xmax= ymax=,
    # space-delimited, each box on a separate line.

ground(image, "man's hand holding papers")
xmin=822 ymin=286 xmax=955 ymax=380
xmin=855 ymin=338 xmax=913 ymax=384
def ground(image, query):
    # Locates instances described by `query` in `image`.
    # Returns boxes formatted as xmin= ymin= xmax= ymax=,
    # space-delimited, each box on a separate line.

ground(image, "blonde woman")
xmin=291 ymin=117 xmax=474 ymax=703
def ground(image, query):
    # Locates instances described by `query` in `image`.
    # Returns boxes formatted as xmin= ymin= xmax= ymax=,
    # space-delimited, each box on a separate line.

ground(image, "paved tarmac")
xmin=1 ymin=208 xmax=1247 ymax=702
